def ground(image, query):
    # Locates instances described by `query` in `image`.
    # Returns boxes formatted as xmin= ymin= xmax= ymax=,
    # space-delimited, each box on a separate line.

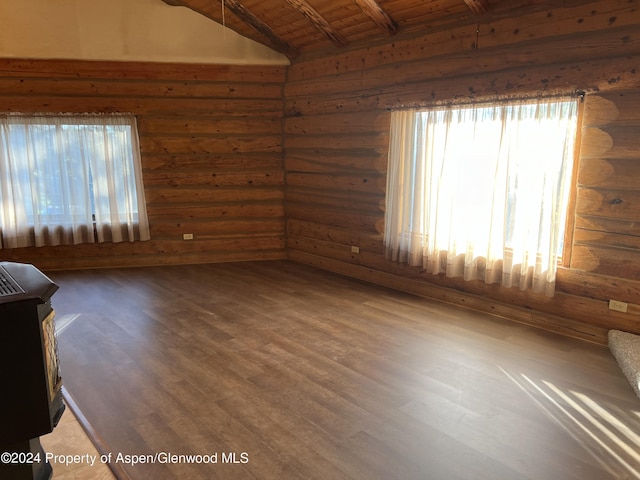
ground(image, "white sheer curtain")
xmin=384 ymin=97 xmax=578 ymax=296
xmin=0 ymin=114 xmax=150 ymax=248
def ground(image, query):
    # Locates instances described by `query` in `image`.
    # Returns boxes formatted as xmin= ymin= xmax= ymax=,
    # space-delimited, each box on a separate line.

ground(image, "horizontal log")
xmin=286 ymin=172 xmax=385 ymax=194
xmin=143 ymin=171 xmax=284 ymax=187
xmin=574 ymin=228 xmax=640 ymax=250
xmin=138 ymin=117 xmax=282 ymax=135
xmin=580 ymin=126 xmax=640 ymax=159
xmin=284 ymin=132 xmax=388 ymax=150
xmin=576 ymin=187 xmax=640 ymax=221
xmin=571 ymin=244 xmax=640 ymax=280
xmin=147 ymin=203 xmax=284 ymax=219
xmin=142 ymin=153 xmax=283 ymax=171
xmin=284 ymin=111 xmax=390 ymax=135
xmin=287 ymin=204 xmax=383 ymax=233
xmin=287 ymin=234 xmax=357 ymax=263
xmin=285 ymin=151 xmax=388 ymax=173
xmin=151 ymin=219 xmax=286 ymax=238
xmin=286 ymin=188 xmax=384 ymax=213
xmin=556 ymin=266 xmax=640 ymax=305
xmin=139 ymin=135 xmax=282 ymax=154
xmin=577 ymin=158 xmax=640 ymax=189
xmin=0 ymin=58 xmax=287 ymax=82
xmin=0 ymin=95 xmax=283 ymax=116
xmin=166 ymin=236 xmax=284 ymax=254
xmin=574 ymin=214 xmax=640 ymax=236
xmin=0 ymin=78 xmax=283 ymax=100
xmin=145 ymin=186 xmax=284 ymax=204
xmin=51 ymin=237 xmax=285 ymax=256
xmin=287 ymin=219 xmax=382 ymax=251
xmin=583 ymin=91 xmax=640 ymax=126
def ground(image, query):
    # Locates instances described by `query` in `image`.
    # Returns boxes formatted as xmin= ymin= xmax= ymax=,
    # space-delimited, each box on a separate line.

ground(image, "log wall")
xmin=0 ymin=59 xmax=287 ymax=269
xmin=284 ymin=0 xmax=640 ymax=344
xmin=3 ymin=1 xmax=640 ymax=344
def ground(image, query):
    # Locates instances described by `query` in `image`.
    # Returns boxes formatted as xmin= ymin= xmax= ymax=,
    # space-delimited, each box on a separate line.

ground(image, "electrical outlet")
xmin=182 ymin=233 xmax=194 ymax=240
xmin=351 ymin=246 xmax=360 ymax=254
xmin=609 ymin=299 xmax=628 ymax=313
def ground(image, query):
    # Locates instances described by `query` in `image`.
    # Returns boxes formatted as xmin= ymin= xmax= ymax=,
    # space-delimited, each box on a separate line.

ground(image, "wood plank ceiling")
xmin=160 ymin=0 xmax=531 ymax=60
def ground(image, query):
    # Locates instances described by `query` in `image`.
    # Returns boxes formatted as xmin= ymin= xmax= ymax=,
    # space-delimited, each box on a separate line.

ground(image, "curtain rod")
xmin=388 ymin=90 xmax=585 ymax=112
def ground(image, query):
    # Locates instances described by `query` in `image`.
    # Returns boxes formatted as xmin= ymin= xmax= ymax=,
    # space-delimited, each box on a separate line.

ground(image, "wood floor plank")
xmin=46 ymin=260 xmax=640 ymax=480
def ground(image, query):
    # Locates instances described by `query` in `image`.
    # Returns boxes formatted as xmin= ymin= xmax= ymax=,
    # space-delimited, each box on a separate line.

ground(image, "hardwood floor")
xmin=46 ymin=260 xmax=640 ymax=480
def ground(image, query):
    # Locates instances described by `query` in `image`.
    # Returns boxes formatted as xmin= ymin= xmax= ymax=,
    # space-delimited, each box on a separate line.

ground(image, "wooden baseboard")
xmin=288 ymin=251 xmax=609 ymax=346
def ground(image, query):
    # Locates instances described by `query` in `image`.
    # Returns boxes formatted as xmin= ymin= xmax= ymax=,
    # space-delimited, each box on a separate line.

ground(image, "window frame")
xmin=0 ymin=113 xmax=150 ymax=248
xmin=559 ymin=99 xmax=584 ymax=267
xmin=384 ymin=93 xmax=582 ymax=295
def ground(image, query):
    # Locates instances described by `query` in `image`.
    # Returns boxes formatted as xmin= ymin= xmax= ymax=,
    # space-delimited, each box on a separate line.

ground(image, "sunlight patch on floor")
xmin=500 ymin=367 xmax=640 ymax=480
xmin=55 ymin=313 xmax=82 ymax=335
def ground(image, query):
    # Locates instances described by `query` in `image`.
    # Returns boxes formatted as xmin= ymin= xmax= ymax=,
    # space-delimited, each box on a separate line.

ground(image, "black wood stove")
xmin=0 ymin=262 xmax=65 ymax=480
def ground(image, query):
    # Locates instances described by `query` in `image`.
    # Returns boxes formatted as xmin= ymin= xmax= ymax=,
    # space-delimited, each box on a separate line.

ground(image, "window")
xmin=0 ymin=114 xmax=150 ymax=249
xmin=384 ymin=96 xmax=579 ymax=296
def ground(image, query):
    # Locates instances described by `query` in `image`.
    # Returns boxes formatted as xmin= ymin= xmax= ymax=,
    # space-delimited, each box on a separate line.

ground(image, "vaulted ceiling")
xmin=161 ymin=0 xmax=543 ymax=61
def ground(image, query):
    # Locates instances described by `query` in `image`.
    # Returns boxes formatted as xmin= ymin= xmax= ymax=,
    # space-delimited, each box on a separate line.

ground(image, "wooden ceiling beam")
xmin=463 ymin=0 xmax=489 ymax=15
xmin=352 ymin=0 xmax=397 ymax=35
xmin=286 ymin=0 xmax=348 ymax=47
xmin=223 ymin=0 xmax=299 ymax=58
xmin=160 ymin=0 xmax=299 ymax=59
